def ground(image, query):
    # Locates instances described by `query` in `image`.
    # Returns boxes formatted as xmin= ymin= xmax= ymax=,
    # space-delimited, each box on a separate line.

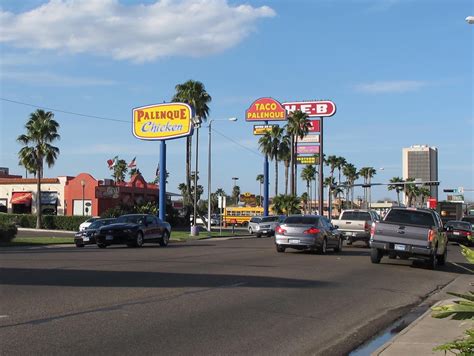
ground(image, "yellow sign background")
xmin=133 ymin=103 xmax=193 ymax=140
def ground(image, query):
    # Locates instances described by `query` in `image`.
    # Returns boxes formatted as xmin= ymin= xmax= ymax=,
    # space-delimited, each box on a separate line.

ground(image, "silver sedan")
xmin=274 ymin=215 xmax=343 ymax=254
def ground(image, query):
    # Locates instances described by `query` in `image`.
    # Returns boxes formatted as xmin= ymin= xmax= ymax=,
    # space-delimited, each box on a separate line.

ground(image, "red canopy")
xmin=11 ymin=192 xmax=32 ymax=205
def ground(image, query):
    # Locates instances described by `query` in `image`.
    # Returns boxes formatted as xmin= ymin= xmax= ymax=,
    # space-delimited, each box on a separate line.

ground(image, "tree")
xmin=403 ymin=178 xmax=419 ymax=207
xmin=388 ymin=176 xmax=404 ymax=206
xmin=17 ymin=109 xmax=60 ymax=228
xmin=359 ymin=167 xmax=377 ymax=208
xmin=112 ymin=159 xmax=128 ymax=183
xmin=301 ymin=192 xmax=309 ymax=214
xmin=172 ymin=80 xmax=212 ymax=195
xmin=324 ymin=176 xmax=343 ymax=216
xmin=275 ymin=134 xmax=290 ymax=196
xmin=129 ymin=168 xmax=141 ymax=178
xmin=258 ymin=125 xmax=284 ymax=196
xmin=335 ymin=156 xmax=347 ymax=185
xmin=232 ymin=185 xmax=241 ymax=205
xmin=285 ymin=110 xmax=311 ymax=195
xmin=342 ymin=163 xmax=358 ymax=208
xmin=272 ymin=194 xmax=301 ymax=216
xmin=301 ymin=165 xmax=316 ymax=212
xmin=325 ymin=155 xmax=339 ymax=180
xmin=256 ymin=174 xmax=264 ymax=206
xmin=419 ymin=186 xmax=432 ymax=206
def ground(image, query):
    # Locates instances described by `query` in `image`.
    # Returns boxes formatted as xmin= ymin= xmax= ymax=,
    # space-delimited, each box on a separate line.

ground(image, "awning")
xmin=11 ymin=192 xmax=32 ymax=205
xmin=41 ymin=192 xmax=58 ymax=205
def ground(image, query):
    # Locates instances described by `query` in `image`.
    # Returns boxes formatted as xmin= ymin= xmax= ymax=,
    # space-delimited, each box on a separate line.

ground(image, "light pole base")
xmin=191 ymin=225 xmax=200 ymax=236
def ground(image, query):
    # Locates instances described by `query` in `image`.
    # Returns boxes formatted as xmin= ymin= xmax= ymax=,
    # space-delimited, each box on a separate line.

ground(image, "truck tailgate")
xmin=337 ymin=220 xmax=366 ymax=231
xmin=372 ymin=222 xmax=430 ymax=247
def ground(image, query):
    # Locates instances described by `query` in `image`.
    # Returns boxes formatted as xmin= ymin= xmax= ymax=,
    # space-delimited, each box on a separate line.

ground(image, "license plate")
xmin=395 ymin=244 xmax=405 ymax=251
xmin=83 ymin=237 xmax=89 ymax=242
xmin=106 ymin=235 xmax=114 ymax=241
xmin=453 ymin=232 xmax=460 ymax=235
xmin=289 ymin=239 xmax=300 ymax=244
xmin=262 ymin=230 xmax=268 ymax=234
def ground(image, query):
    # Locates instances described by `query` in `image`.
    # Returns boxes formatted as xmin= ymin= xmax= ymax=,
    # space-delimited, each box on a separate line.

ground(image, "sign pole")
xmin=263 ymin=120 xmax=269 ymax=217
xmin=159 ymin=141 xmax=166 ymax=221
xmin=319 ymin=117 xmax=324 ymax=217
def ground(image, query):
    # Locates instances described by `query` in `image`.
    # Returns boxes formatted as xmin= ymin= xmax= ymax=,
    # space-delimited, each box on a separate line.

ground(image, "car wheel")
xmin=276 ymin=244 xmax=285 ymax=253
xmin=319 ymin=238 xmax=328 ymax=254
xmin=256 ymin=233 xmax=262 ymax=238
xmin=427 ymin=247 xmax=438 ymax=270
xmin=346 ymin=238 xmax=352 ymax=246
xmin=388 ymin=252 xmax=397 ymax=259
xmin=97 ymin=243 xmax=107 ymax=249
xmin=437 ymin=245 xmax=447 ymax=266
xmin=370 ymin=248 xmax=383 ymax=264
xmin=365 ymin=240 xmax=371 ymax=248
xmin=159 ymin=230 xmax=170 ymax=247
xmin=249 ymin=227 xmax=253 ymax=234
xmin=75 ymin=243 xmax=85 ymax=248
xmin=135 ymin=232 xmax=144 ymax=247
xmin=334 ymin=237 xmax=343 ymax=253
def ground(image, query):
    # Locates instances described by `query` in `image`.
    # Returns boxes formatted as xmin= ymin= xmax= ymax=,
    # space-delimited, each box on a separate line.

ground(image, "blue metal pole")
xmin=159 ymin=140 xmax=166 ymax=221
xmin=263 ymin=120 xmax=269 ymax=217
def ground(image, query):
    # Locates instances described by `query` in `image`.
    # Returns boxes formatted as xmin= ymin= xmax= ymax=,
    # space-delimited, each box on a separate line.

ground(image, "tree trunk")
xmin=275 ymin=160 xmax=279 ymax=196
xmin=284 ymin=162 xmax=289 ymax=196
xmin=290 ymin=135 xmax=295 ymax=195
xmin=294 ymin=136 xmax=298 ymax=196
xmin=36 ymin=164 xmax=42 ymax=229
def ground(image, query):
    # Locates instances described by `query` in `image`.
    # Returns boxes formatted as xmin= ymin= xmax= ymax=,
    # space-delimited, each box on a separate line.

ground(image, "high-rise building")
xmin=402 ymin=145 xmax=438 ymax=205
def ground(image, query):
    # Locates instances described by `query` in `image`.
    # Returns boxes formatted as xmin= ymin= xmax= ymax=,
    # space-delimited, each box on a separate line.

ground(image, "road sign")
xmin=299 ymin=134 xmax=320 ymax=143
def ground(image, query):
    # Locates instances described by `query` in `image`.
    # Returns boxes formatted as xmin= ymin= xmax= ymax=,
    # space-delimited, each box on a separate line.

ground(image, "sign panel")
xmin=296 ymin=156 xmax=318 ymax=165
xmin=308 ymin=120 xmax=320 ymax=133
xmin=283 ymin=100 xmax=336 ymax=117
xmin=297 ymin=145 xmax=320 ymax=154
xmin=96 ymin=186 xmax=120 ymax=199
xmin=253 ymin=124 xmax=279 ymax=135
xmin=246 ymin=97 xmax=287 ymax=121
xmin=299 ymin=134 xmax=320 ymax=143
xmin=132 ymin=103 xmax=193 ymax=141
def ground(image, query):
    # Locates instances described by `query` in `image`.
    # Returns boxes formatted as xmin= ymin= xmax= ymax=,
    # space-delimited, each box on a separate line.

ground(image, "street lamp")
xmin=80 ymin=179 xmax=85 ymax=216
xmin=207 ymin=118 xmax=238 ymax=233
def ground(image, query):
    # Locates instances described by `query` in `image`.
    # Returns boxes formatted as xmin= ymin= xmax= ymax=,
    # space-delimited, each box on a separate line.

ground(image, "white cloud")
xmin=354 ymin=80 xmax=428 ymax=94
xmin=0 ymin=0 xmax=275 ymax=63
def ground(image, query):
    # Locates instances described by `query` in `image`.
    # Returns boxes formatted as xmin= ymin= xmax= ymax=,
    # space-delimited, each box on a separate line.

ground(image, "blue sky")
xmin=0 ymin=0 xmax=473 ymax=202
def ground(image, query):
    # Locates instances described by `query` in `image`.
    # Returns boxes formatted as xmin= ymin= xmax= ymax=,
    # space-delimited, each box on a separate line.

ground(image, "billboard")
xmin=297 ymin=145 xmax=320 ymax=154
xmin=299 ymin=134 xmax=320 ymax=143
xmin=246 ymin=97 xmax=287 ymax=122
xmin=132 ymin=103 xmax=193 ymax=141
xmin=283 ymin=100 xmax=336 ymax=117
xmin=253 ymin=124 xmax=279 ymax=135
xmin=296 ymin=156 xmax=318 ymax=165
xmin=308 ymin=120 xmax=320 ymax=133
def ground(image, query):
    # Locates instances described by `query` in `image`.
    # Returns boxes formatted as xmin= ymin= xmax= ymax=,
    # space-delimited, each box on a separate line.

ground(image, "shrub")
xmin=0 ymin=222 xmax=18 ymax=242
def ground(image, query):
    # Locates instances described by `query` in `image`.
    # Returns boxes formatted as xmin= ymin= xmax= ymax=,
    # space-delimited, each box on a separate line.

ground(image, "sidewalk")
xmin=373 ymin=274 xmax=473 ymax=355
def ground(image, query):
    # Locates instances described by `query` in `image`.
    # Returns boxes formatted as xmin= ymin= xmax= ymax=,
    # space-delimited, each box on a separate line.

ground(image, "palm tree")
xmin=301 ymin=192 xmax=308 ymax=214
xmin=232 ymin=185 xmax=241 ymax=206
xmin=172 ymin=80 xmax=212 ymax=196
xmin=419 ymin=186 xmax=432 ymax=206
xmin=324 ymin=176 xmax=342 ymax=217
xmin=301 ymin=165 xmax=316 ymax=212
xmin=325 ymin=155 xmax=339 ymax=180
xmin=388 ymin=176 xmax=404 ymax=206
xmin=17 ymin=109 xmax=60 ymax=228
xmin=258 ymin=125 xmax=284 ymax=196
xmin=359 ymin=167 xmax=377 ymax=208
xmin=342 ymin=163 xmax=358 ymax=208
xmin=335 ymin=156 xmax=347 ymax=185
xmin=256 ymin=174 xmax=264 ymax=206
xmin=278 ymin=134 xmax=291 ymax=195
xmin=112 ymin=159 xmax=128 ymax=183
xmin=272 ymin=194 xmax=301 ymax=216
xmin=403 ymin=178 xmax=419 ymax=207
xmin=285 ymin=110 xmax=311 ymax=195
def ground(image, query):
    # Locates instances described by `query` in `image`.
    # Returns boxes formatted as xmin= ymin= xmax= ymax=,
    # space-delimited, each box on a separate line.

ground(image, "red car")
xmin=445 ymin=220 xmax=473 ymax=246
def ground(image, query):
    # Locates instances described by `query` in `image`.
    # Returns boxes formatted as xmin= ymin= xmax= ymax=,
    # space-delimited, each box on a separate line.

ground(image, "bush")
xmin=0 ymin=222 xmax=17 ymax=242
xmin=0 ymin=213 xmax=89 ymax=231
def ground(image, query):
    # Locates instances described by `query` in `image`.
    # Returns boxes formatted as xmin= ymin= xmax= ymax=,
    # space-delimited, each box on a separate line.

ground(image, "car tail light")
xmin=364 ymin=221 xmax=370 ymax=231
xmin=428 ymin=229 xmax=436 ymax=242
xmin=276 ymin=226 xmax=286 ymax=234
xmin=304 ymin=227 xmax=320 ymax=234
xmin=370 ymin=222 xmax=376 ymax=238
xmin=459 ymin=231 xmax=471 ymax=237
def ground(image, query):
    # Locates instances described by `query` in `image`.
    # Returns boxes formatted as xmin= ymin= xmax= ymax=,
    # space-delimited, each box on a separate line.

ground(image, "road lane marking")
xmin=449 ymin=261 xmax=473 ymax=273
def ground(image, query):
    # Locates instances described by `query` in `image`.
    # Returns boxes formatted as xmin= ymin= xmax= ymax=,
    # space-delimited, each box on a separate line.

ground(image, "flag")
xmin=107 ymin=156 xmax=118 ymax=169
xmin=128 ymin=157 xmax=136 ymax=168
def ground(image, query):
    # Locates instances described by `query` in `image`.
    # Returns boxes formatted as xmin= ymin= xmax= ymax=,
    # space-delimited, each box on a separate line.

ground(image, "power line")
xmin=0 ymin=97 xmax=129 ymax=123
xmin=212 ymin=127 xmax=262 ymax=158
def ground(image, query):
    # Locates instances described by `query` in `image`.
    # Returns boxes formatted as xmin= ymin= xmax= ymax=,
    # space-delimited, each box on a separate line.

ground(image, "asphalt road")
xmin=0 ymin=237 xmax=470 ymax=355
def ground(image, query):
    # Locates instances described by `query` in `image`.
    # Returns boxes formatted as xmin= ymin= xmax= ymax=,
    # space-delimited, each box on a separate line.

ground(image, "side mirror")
xmin=333 ymin=225 xmax=339 ymax=229
xmin=445 ymin=226 xmax=452 ymax=232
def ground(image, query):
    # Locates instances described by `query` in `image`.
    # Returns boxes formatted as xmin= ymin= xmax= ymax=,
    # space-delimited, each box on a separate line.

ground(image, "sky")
xmin=0 ymin=0 xmax=473 ymax=203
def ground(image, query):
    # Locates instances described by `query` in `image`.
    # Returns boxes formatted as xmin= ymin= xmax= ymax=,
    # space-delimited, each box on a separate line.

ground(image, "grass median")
xmin=1 ymin=230 xmax=249 ymax=247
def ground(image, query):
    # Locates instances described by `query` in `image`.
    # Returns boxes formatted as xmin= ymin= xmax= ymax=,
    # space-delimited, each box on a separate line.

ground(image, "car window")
xmin=284 ymin=216 xmax=319 ymax=225
xmin=250 ymin=217 xmax=261 ymax=223
xmin=146 ymin=216 xmax=155 ymax=225
xmin=341 ymin=211 xmax=372 ymax=221
xmin=384 ymin=209 xmax=435 ymax=227
xmin=446 ymin=221 xmax=471 ymax=230
xmin=117 ymin=215 xmax=143 ymax=224
xmin=261 ymin=216 xmax=279 ymax=223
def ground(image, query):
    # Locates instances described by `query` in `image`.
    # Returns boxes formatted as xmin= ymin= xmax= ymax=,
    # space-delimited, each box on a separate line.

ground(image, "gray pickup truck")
xmin=370 ymin=207 xmax=448 ymax=269
xmin=336 ymin=209 xmax=380 ymax=247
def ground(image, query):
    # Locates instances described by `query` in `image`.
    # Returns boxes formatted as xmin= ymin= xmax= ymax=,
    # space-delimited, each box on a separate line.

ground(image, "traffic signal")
xmin=443 ymin=189 xmax=456 ymax=193
xmin=424 ymin=181 xmax=440 ymax=186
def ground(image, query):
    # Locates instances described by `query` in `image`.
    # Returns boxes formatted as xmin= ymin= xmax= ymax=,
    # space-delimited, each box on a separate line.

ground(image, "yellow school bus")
xmin=223 ymin=206 xmax=264 ymax=226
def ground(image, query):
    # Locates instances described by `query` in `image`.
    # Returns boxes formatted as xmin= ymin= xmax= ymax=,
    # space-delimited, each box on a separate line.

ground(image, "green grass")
xmin=0 ymin=230 xmax=247 ymax=247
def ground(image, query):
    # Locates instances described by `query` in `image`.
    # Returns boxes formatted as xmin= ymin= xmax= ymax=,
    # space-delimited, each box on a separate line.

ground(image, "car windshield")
xmin=340 ymin=211 xmax=372 ymax=221
xmin=117 ymin=215 xmax=144 ymax=224
xmin=250 ymin=218 xmax=262 ymax=223
xmin=284 ymin=216 xmax=320 ymax=225
xmin=88 ymin=219 xmax=116 ymax=229
xmin=384 ymin=209 xmax=435 ymax=227
xmin=261 ymin=216 xmax=280 ymax=223
xmin=446 ymin=221 xmax=472 ymax=230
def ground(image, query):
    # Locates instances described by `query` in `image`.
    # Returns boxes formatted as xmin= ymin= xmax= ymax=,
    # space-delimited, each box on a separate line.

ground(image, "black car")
xmin=445 ymin=220 xmax=473 ymax=246
xmin=74 ymin=218 xmax=117 ymax=247
xmin=95 ymin=214 xmax=171 ymax=248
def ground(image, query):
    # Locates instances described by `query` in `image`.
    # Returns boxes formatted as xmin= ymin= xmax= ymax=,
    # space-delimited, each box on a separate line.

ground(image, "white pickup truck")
xmin=335 ymin=209 xmax=380 ymax=247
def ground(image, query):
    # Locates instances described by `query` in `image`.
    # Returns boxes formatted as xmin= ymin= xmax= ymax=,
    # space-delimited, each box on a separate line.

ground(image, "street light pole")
xmin=207 ymin=118 xmax=237 ymax=234
xmin=80 ymin=179 xmax=85 ymax=216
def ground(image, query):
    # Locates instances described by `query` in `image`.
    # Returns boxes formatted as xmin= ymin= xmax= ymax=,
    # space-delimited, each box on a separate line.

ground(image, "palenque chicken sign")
xmin=132 ymin=103 xmax=193 ymax=140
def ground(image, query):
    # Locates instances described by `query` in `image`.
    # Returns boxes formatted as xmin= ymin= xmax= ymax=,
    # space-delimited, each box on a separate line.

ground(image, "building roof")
xmin=0 ymin=178 xmax=60 ymax=185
